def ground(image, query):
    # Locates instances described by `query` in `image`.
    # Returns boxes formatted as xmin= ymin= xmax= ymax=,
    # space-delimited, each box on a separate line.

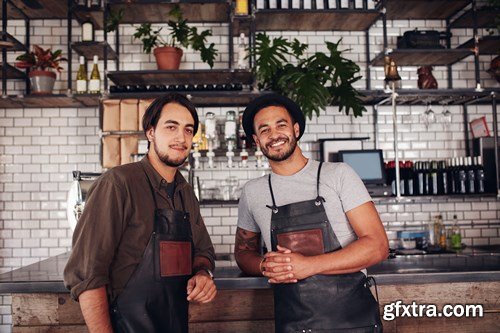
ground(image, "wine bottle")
xmin=475 ymin=156 xmax=485 ymax=193
xmin=457 ymin=157 xmax=467 ymax=194
xmin=399 ymin=161 xmax=406 ymax=196
xmin=88 ymin=55 xmax=101 ymax=94
xmin=81 ymin=19 xmax=94 ymax=42
xmin=423 ymin=161 xmax=430 ymax=195
xmin=412 ymin=161 xmax=419 ymax=195
xmin=438 ymin=160 xmax=448 ymax=195
xmin=430 ymin=161 xmax=438 ymax=195
xmin=466 ymin=156 xmax=476 ymax=194
xmin=405 ymin=161 xmax=414 ymax=196
xmin=76 ymin=56 xmax=88 ymax=94
xmin=236 ymin=33 xmax=248 ymax=70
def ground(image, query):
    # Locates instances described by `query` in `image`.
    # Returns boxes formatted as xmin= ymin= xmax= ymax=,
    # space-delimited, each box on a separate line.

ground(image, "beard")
xmin=260 ymin=134 xmax=298 ymax=162
xmin=154 ymin=140 xmax=188 ymax=167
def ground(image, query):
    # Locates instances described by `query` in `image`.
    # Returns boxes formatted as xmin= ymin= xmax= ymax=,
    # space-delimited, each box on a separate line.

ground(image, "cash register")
xmin=338 ymin=149 xmax=391 ymax=197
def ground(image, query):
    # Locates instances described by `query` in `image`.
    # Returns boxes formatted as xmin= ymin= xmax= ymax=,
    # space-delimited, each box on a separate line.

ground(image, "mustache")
xmin=169 ymin=144 xmax=188 ymax=150
xmin=266 ymin=137 xmax=289 ymax=148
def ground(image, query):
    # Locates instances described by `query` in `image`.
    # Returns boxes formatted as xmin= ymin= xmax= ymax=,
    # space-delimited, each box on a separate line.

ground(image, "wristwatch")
xmin=199 ymin=268 xmax=214 ymax=280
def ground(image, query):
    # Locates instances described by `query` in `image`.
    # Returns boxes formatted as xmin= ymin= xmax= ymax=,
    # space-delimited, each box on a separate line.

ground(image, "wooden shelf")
xmin=458 ymin=36 xmax=500 ymax=55
xmin=0 ymin=0 xmax=67 ymax=19
xmin=107 ymin=69 xmax=253 ymax=86
xmin=0 ymin=94 xmax=100 ymax=108
xmin=254 ymin=9 xmax=380 ymax=31
xmin=450 ymin=7 xmax=500 ymax=29
xmin=72 ymin=5 xmax=104 ymax=30
xmin=0 ymin=32 xmax=27 ymax=52
xmin=108 ymin=0 xmax=229 ymax=23
xmin=384 ymin=0 xmax=470 ymax=20
xmin=0 ymin=63 xmax=26 ymax=80
xmin=0 ymin=89 xmax=496 ymax=109
xmin=107 ymin=90 xmax=267 ymax=107
xmin=371 ymin=49 xmax=473 ymax=67
xmin=72 ymin=42 xmax=118 ymax=61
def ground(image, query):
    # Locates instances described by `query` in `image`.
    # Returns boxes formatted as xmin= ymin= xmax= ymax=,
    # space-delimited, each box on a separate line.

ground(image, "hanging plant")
xmin=252 ymin=33 xmax=366 ymax=119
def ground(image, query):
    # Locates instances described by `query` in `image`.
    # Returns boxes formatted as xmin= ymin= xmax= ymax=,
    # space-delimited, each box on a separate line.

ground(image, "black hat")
xmin=242 ymin=93 xmax=306 ymax=140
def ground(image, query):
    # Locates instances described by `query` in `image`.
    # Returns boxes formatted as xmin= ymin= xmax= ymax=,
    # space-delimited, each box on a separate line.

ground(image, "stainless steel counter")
xmin=0 ymin=250 xmax=499 ymax=293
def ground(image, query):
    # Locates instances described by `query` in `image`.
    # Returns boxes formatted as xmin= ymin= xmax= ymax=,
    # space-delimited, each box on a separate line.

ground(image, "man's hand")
xmin=186 ymin=271 xmax=217 ymax=303
xmin=262 ymin=245 xmax=316 ymax=284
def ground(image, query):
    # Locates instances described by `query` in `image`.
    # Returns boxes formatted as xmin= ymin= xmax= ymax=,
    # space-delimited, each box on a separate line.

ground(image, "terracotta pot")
xmin=153 ymin=46 xmax=183 ymax=70
xmin=29 ymin=70 xmax=56 ymax=94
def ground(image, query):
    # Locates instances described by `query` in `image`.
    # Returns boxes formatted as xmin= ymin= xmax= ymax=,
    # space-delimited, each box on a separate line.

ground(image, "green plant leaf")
xmin=105 ymin=8 xmax=124 ymax=33
xmin=15 ymin=45 xmax=66 ymax=72
xmin=253 ymin=34 xmax=366 ymax=118
xmin=252 ymin=33 xmax=294 ymax=90
xmin=278 ymin=67 xmax=331 ymax=119
xmin=134 ymin=4 xmax=217 ymax=66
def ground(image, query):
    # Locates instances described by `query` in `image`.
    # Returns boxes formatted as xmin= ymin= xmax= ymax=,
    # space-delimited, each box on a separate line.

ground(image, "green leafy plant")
xmin=105 ymin=8 xmax=124 ymax=33
xmin=133 ymin=5 xmax=217 ymax=68
xmin=252 ymin=33 xmax=366 ymax=119
xmin=14 ymin=45 xmax=67 ymax=72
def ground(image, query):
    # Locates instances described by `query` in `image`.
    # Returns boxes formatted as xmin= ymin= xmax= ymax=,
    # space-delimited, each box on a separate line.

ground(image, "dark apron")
xmin=110 ymin=168 xmax=194 ymax=333
xmin=268 ymin=163 xmax=382 ymax=333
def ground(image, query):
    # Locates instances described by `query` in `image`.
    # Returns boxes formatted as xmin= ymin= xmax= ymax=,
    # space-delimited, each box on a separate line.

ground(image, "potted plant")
xmin=15 ymin=45 xmax=67 ymax=94
xmin=133 ymin=5 xmax=217 ymax=70
xmin=252 ymin=33 xmax=366 ymax=119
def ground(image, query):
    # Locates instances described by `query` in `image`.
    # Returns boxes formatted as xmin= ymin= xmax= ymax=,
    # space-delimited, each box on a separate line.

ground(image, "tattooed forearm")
xmin=235 ymin=227 xmax=260 ymax=253
xmin=234 ymin=227 xmax=263 ymax=276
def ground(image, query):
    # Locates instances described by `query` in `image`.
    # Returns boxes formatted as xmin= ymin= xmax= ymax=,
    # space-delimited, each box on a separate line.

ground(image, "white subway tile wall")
xmin=0 ymin=5 xmax=500 ymax=331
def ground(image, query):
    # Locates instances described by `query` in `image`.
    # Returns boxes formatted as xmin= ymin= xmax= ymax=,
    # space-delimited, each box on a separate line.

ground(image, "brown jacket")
xmin=64 ymin=157 xmax=215 ymax=302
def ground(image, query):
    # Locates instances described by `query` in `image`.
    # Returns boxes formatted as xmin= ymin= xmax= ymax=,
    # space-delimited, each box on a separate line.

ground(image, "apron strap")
xmin=316 ymin=162 xmax=326 ymax=205
xmin=265 ymin=174 xmax=279 ymax=214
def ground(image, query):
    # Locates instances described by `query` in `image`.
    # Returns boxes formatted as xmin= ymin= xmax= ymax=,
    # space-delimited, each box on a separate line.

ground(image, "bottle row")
xmin=109 ymin=83 xmax=245 ymax=94
xmin=385 ymin=156 xmax=486 ymax=196
xmin=76 ymin=55 xmax=102 ymax=94
xmin=235 ymin=0 xmax=375 ymax=13
xmin=74 ymin=0 xmax=101 ymax=8
xmin=191 ymin=110 xmax=261 ymax=169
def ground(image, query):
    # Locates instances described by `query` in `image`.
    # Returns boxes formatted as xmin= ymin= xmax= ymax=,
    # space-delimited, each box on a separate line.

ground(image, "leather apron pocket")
xmin=276 ymin=228 xmax=325 ymax=256
xmin=159 ymin=240 xmax=192 ymax=277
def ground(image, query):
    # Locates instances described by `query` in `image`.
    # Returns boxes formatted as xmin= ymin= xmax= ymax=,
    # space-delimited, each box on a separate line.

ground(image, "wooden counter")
xmin=2 ymin=252 xmax=500 ymax=333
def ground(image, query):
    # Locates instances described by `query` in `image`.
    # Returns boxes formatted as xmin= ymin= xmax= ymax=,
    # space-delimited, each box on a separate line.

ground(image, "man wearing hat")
xmin=234 ymin=93 xmax=388 ymax=332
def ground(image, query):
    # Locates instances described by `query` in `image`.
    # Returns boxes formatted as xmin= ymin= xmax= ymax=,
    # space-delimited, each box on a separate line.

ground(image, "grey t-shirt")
xmin=237 ymin=159 xmax=372 ymax=251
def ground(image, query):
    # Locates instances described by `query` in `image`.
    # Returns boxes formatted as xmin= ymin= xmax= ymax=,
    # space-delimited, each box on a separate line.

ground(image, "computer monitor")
xmin=337 ymin=149 xmax=386 ymax=185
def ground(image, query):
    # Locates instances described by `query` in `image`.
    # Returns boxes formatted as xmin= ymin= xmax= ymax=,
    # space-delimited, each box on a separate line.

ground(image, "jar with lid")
xmin=224 ymin=110 xmax=237 ymax=150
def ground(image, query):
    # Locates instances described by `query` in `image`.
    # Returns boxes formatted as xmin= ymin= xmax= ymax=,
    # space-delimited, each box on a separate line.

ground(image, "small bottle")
xmin=224 ymin=110 xmax=237 ymax=151
xmin=88 ymin=55 xmax=101 ymax=94
xmin=451 ymin=214 xmax=462 ymax=250
xmin=466 ymin=156 xmax=476 ymax=194
xmin=76 ymin=56 xmax=88 ymax=94
xmin=237 ymin=33 xmax=248 ymax=70
xmin=205 ymin=112 xmax=217 ymax=142
xmin=238 ymin=110 xmax=250 ymax=149
xmin=81 ymin=19 xmax=94 ymax=42
xmin=436 ymin=215 xmax=446 ymax=249
xmin=235 ymin=0 xmax=249 ymax=15
xmin=457 ymin=157 xmax=467 ymax=194
xmin=475 ymin=156 xmax=485 ymax=193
